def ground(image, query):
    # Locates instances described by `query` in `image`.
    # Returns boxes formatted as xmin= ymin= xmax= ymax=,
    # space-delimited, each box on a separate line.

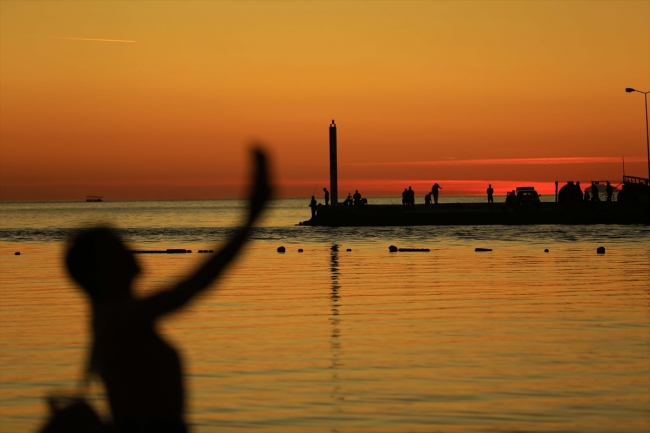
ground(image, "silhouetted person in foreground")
xmin=431 ymin=183 xmax=442 ymax=204
xmin=584 ymin=189 xmax=590 ymax=201
xmin=606 ymin=181 xmax=613 ymax=202
xmin=323 ymin=188 xmax=330 ymax=206
xmin=407 ymin=186 xmax=414 ymax=207
xmin=486 ymin=184 xmax=494 ymax=204
xmin=424 ymin=192 xmax=432 ymax=205
xmin=402 ymin=188 xmax=408 ymax=207
xmin=309 ymin=195 xmax=317 ymax=218
xmin=64 ymin=149 xmax=272 ymax=433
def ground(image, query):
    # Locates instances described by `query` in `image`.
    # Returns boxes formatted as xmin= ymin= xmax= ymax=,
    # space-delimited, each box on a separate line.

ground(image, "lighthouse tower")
xmin=329 ymin=120 xmax=338 ymax=205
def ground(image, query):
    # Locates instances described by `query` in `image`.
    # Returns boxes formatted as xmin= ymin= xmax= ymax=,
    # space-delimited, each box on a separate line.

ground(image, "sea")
xmin=1 ymin=197 xmax=649 ymax=432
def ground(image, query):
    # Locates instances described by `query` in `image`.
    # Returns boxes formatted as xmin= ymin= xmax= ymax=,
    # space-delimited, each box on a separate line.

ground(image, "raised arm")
xmin=138 ymin=148 xmax=272 ymax=318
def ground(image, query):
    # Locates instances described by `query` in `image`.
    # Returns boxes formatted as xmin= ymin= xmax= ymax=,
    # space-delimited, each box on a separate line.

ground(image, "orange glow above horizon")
xmin=1 ymin=1 xmax=649 ymax=201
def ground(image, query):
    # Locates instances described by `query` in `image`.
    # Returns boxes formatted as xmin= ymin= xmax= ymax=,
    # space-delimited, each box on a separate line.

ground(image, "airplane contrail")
xmin=48 ymin=36 xmax=136 ymax=43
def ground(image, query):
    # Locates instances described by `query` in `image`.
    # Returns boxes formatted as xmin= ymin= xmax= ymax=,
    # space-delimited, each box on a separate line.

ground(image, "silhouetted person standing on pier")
xmin=506 ymin=190 xmax=516 ymax=207
xmin=431 ymin=183 xmax=442 ymax=204
xmin=323 ymin=188 xmax=330 ymax=206
xmin=402 ymin=188 xmax=408 ymax=207
xmin=353 ymin=190 xmax=362 ymax=206
xmin=310 ymin=195 xmax=318 ymax=218
xmin=606 ymin=181 xmax=613 ymax=202
xmin=63 ymin=149 xmax=272 ymax=433
xmin=425 ymin=192 xmax=431 ymax=205
xmin=407 ymin=187 xmax=414 ymax=207
xmin=486 ymin=184 xmax=494 ymax=204
xmin=591 ymin=181 xmax=600 ymax=201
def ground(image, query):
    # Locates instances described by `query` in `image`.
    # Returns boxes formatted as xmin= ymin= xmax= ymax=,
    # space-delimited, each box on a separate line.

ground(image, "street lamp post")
xmin=625 ymin=87 xmax=650 ymax=180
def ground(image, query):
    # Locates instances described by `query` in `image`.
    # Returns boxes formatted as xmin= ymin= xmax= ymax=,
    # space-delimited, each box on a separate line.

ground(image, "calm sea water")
xmin=1 ymin=198 xmax=649 ymax=432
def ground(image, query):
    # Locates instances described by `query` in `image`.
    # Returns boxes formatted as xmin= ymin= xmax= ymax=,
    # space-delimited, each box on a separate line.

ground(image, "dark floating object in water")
xmin=14 ymin=252 xmax=20 ymax=255
xmin=198 ymin=250 xmax=204 ymax=253
xmin=331 ymin=245 xmax=339 ymax=251
xmin=346 ymin=248 xmax=352 ymax=252
xmin=132 ymin=249 xmax=192 ymax=254
xmin=298 ymin=249 xmax=303 ymax=252
xmin=388 ymin=245 xmax=428 ymax=252
xmin=544 ymin=249 xmax=549 ymax=253
xmin=208 ymin=250 xmax=213 ymax=253
xmin=475 ymin=248 xmax=492 ymax=252
xmin=277 ymin=246 xmax=286 ymax=253
xmin=597 ymin=246 xmax=605 ymax=254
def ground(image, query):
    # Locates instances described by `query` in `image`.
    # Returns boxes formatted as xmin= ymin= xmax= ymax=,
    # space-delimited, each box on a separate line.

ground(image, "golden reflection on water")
xmin=1 ymin=238 xmax=649 ymax=432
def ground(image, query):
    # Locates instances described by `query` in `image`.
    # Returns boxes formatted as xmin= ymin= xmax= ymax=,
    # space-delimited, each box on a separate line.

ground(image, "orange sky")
xmin=1 ymin=1 xmax=649 ymax=200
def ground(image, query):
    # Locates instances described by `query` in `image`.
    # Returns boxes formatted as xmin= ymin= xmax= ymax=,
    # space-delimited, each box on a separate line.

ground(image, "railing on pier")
xmin=623 ymin=175 xmax=650 ymax=186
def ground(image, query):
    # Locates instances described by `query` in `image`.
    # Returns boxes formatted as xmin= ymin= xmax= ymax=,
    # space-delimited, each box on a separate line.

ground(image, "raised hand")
xmin=247 ymin=146 xmax=272 ymax=224
xmin=138 ymin=147 xmax=274 ymax=318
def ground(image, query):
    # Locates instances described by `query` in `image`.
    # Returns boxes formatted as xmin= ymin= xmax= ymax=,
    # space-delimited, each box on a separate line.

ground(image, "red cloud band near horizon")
xmin=342 ymin=156 xmax=646 ymax=167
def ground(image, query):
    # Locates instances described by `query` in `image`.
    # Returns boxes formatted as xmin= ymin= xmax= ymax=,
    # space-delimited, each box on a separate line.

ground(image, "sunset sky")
xmin=1 ymin=1 xmax=649 ymax=200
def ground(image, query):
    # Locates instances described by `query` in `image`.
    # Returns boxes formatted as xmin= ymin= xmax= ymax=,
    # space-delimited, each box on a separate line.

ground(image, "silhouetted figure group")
xmin=342 ymin=190 xmax=366 ymax=206
xmin=402 ymin=187 xmax=415 ymax=207
xmin=558 ymin=181 xmax=583 ymax=203
xmin=558 ymin=180 xmax=612 ymax=203
xmin=616 ymin=182 xmax=635 ymax=202
xmin=55 ymin=149 xmax=272 ymax=433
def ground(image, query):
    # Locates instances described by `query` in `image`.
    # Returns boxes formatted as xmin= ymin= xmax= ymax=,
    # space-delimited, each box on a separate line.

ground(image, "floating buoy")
xmin=398 ymin=248 xmax=430 ymax=252
xmin=544 ymin=249 xmax=549 ymax=253
xmin=388 ymin=245 xmax=398 ymax=252
xmin=198 ymin=250 xmax=204 ymax=253
xmin=597 ymin=246 xmax=605 ymax=254
xmin=277 ymin=246 xmax=286 ymax=253
xmin=475 ymin=248 xmax=492 ymax=252
xmin=14 ymin=252 xmax=20 ymax=255
xmin=186 ymin=250 xmax=192 ymax=253
xmin=298 ymin=249 xmax=303 ymax=253
xmin=346 ymin=249 xmax=351 ymax=252
xmin=208 ymin=250 xmax=213 ymax=253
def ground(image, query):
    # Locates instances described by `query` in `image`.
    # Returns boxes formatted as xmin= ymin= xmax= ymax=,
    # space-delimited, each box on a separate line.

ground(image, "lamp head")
xmin=625 ymin=88 xmax=636 ymax=93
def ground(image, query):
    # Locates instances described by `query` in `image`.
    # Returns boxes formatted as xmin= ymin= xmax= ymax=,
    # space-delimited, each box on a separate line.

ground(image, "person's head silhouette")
xmin=66 ymin=227 xmax=139 ymax=304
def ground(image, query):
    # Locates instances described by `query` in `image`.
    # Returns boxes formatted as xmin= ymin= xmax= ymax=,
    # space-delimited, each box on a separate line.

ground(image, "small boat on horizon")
xmin=86 ymin=196 xmax=103 ymax=202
